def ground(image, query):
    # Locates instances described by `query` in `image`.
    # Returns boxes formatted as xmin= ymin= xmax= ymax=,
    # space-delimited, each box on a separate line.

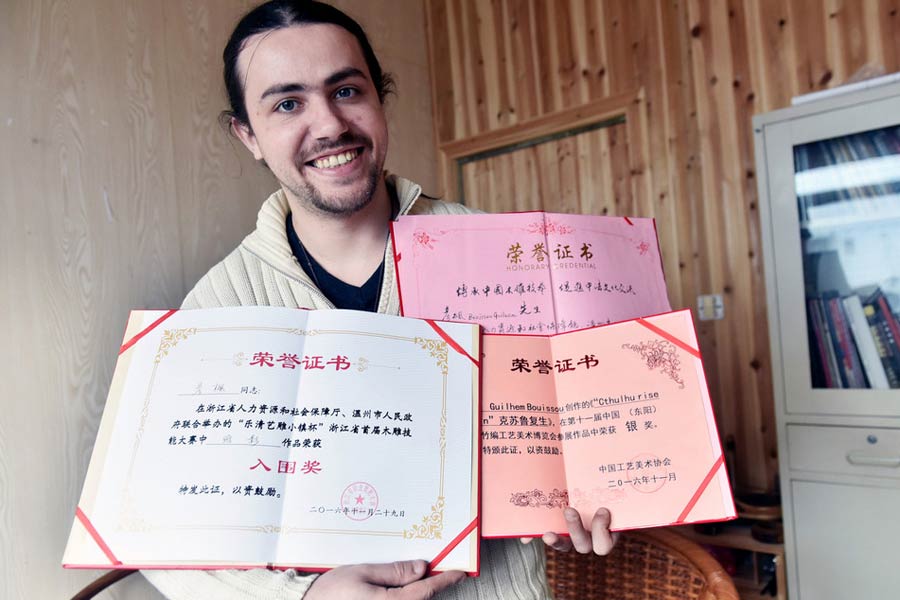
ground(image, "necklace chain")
xmin=295 ymin=237 xmax=386 ymax=313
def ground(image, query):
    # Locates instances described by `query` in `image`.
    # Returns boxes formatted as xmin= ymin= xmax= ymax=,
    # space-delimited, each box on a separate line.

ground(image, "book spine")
xmin=806 ymin=299 xmax=829 ymax=387
xmin=863 ymin=299 xmax=900 ymax=388
xmin=828 ymin=295 xmax=866 ymax=387
xmin=876 ymin=294 xmax=900 ymax=350
xmin=816 ymin=295 xmax=844 ymax=388
xmin=821 ymin=294 xmax=850 ymax=387
xmin=842 ymin=295 xmax=890 ymax=389
xmin=808 ymin=298 xmax=835 ymax=387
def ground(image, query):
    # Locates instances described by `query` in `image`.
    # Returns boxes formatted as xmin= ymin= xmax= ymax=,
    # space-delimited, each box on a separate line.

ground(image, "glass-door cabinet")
xmin=755 ymin=81 xmax=900 ymax=600
xmin=758 ymin=85 xmax=900 ymax=417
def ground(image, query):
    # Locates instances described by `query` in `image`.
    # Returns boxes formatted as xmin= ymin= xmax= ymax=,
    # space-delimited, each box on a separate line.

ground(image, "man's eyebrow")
xmin=324 ymin=67 xmax=367 ymax=87
xmin=258 ymin=68 xmax=367 ymax=101
xmin=260 ymin=82 xmax=306 ymax=100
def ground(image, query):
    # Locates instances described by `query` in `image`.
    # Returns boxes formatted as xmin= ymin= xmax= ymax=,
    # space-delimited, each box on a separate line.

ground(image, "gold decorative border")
xmin=121 ymin=326 xmax=456 ymax=541
xmin=155 ymin=328 xmax=197 ymax=363
xmin=414 ymin=337 xmax=449 ymax=374
xmin=403 ymin=497 xmax=445 ymax=539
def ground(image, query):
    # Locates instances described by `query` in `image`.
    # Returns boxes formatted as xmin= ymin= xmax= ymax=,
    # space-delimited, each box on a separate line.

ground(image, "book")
xmin=806 ymin=297 xmax=837 ymax=388
xmin=480 ymin=309 xmax=736 ymax=536
xmin=63 ymin=308 xmax=481 ymax=572
xmin=867 ymin=288 xmax=900 ymax=350
xmin=841 ymin=295 xmax=890 ymax=389
xmin=822 ymin=291 xmax=866 ymax=387
xmin=815 ymin=296 xmax=844 ymax=387
xmin=390 ymin=211 xmax=671 ymax=334
xmin=862 ymin=288 xmax=900 ymax=388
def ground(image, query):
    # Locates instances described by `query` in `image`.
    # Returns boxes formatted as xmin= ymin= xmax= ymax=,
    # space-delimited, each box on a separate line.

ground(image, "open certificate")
xmin=63 ymin=308 xmax=481 ymax=572
xmin=391 ymin=211 xmax=671 ymax=333
xmin=481 ymin=310 xmax=736 ymax=537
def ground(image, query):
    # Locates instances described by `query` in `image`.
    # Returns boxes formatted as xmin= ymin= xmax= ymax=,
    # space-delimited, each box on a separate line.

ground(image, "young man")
xmin=144 ymin=2 xmax=617 ymax=598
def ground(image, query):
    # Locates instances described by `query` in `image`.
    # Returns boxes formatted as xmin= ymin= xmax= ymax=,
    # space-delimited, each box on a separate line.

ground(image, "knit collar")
xmin=240 ymin=172 xmax=423 ymax=294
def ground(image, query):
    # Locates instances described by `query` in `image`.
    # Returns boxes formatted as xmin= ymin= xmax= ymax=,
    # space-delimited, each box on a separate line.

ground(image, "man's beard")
xmin=287 ymin=159 xmax=381 ymax=217
xmin=282 ymin=131 xmax=383 ymax=216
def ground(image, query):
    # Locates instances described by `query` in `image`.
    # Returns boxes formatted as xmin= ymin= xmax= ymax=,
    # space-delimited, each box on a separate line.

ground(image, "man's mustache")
xmin=301 ymin=133 xmax=372 ymax=163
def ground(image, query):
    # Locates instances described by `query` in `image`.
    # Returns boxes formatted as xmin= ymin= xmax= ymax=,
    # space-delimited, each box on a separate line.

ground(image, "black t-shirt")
xmin=286 ymin=213 xmax=384 ymax=311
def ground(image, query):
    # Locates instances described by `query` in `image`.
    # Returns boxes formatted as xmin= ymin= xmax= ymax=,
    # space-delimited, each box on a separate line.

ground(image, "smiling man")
xmin=142 ymin=2 xmax=616 ymax=599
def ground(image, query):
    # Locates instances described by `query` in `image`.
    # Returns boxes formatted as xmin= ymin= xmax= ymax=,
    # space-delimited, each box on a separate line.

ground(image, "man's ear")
xmin=231 ymin=117 xmax=263 ymax=161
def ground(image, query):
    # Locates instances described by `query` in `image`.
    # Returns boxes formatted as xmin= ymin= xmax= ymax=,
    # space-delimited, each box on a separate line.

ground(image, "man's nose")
xmin=308 ymin=98 xmax=349 ymax=139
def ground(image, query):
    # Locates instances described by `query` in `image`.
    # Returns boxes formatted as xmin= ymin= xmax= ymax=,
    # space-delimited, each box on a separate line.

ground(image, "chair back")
xmin=71 ymin=569 xmax=135 ymax=600
xmin=545 ymin=528 xmax=740 ymax=600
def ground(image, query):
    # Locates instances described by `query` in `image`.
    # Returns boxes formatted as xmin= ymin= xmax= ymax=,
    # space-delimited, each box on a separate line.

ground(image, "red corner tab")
xmin=675 ymin=455 xmax=725 ymax=524
xmin=76 ymin=506 xmax=122 ymax=566
xmin=119 ymin=310 xmax=177 ymax=355
xmin=428 ymin=517 xmax=478 ymax=572
xmin=636 ymin=317 xmax=701 ymax=359
xmin=426 ymin=320 xmax=480 ymax=368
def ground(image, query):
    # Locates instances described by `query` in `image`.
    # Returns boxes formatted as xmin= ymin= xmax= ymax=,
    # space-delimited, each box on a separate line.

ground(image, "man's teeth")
xmin=312 ymin=150 xmax=358 ymax=169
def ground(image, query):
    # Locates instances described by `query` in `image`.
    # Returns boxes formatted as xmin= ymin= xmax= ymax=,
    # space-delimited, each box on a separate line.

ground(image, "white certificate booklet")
xmin=63 ymin=307 xmax=481 ymax=573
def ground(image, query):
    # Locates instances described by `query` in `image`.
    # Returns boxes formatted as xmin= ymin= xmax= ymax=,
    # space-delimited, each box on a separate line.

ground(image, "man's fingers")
xmin=542 ymin=531 xmax=573 ymax=552
xmin=541 ymin=508 xmax=619 ymax=556
xmin=590 ymin=508 xmax=617 ymax=555
xmin=390 ymin=570 xmax=466 ymax=599
xmin=359 ymin=559 xmax=428 ymax=587
xmin=564 ymin=507 xmax=593 ymax=553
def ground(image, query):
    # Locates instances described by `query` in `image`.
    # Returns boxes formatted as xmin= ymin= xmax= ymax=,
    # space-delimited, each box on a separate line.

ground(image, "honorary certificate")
xmin=390 ymin=211 xmax=671 ymax=333
xmin=392 ymin=211 xmax=732 ymax=534
xmin=480 ymin=310 xmax=736 ymax=536
xmin=63 ymin=308 xmax=481 ymax=572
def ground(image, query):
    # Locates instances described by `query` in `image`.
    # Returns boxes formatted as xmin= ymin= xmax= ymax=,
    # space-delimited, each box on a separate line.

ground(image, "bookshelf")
xmin=754 ymin=80 xmax=900 ymax=599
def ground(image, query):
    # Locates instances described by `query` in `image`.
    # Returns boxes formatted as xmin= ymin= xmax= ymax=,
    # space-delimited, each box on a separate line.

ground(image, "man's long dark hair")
xmin=221 ymin=0 xmax=395 ymax=128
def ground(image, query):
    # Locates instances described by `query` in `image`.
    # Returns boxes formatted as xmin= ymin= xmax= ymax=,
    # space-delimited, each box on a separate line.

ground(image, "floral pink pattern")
xmin=509 ymin=488 xmax=569 ymax=509
xmin=636 ymin=241 xmax=650 ymax=255
xmin=622 ymin=339 xmax=685 ymax=388
xmin=412 ymin=229 xmax=435 ymax=250
xmin=525 ymin=220 xmax=575 ymax=235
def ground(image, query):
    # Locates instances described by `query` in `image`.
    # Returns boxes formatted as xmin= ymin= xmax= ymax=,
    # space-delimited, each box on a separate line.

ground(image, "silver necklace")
xmin=296 ymin=237 xmax=386 ymax=313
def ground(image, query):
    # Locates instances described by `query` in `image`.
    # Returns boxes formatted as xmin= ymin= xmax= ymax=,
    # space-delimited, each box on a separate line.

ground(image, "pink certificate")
xmin=480 ymin=310 xmax=736 ymax=536
xmin=391 ymin=211 xmax=671 ymax=332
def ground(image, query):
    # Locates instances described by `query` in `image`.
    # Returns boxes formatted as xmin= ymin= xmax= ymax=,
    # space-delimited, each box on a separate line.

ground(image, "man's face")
xmin=234 ymin=24 xmax=388 ymax=216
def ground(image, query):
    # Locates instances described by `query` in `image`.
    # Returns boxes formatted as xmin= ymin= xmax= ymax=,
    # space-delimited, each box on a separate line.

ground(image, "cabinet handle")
xmin=845 ymin=452 xmax=900 ymax=468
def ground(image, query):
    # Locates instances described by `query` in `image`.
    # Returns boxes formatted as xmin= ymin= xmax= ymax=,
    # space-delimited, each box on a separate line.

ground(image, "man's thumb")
xmin=361 ymin=559 xmax=428 ymax=587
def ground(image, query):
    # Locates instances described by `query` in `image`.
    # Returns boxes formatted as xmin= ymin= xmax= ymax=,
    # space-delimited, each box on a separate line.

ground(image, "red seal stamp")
xmin=340 ymin=482 xmax=379 ymax=521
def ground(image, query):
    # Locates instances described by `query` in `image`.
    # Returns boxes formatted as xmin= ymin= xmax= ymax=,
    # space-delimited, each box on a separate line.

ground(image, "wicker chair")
xmin=545 ymin=528 xmax=740 ymax=600
xmin=72 ymin=529 xmax=738 ymax=600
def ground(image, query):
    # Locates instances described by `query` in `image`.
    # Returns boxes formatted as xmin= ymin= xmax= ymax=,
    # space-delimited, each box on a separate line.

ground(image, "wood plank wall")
xmin=425 ymin=0 xmax=900 ymax=494
xmin=0 ymin=1 xmax=435 ymax=598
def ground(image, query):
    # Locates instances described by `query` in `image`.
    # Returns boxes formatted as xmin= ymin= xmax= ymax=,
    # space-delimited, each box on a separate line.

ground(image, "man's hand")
xmin=304 ymin=559 xmax=466 ymax=599
xmin=527 ymin=507 xmax=620 ymax=555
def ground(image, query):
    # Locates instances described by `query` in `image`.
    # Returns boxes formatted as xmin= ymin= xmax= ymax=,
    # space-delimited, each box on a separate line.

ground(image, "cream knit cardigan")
xmin=143 ymin=174 xmax=553 ymax=600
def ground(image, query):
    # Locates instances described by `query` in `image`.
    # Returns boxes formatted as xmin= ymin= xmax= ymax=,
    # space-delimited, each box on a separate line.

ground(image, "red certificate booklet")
xmin=480 ymin=310 xmax=736 ymax=536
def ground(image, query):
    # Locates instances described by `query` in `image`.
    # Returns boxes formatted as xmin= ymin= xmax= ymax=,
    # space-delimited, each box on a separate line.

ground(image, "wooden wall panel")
xmin=161 ymin=0 xmax=275 ymax=292
xmin=1 ymin=2 xmax=184 ymax=598
xmin=0 ymin=1 xmax=436 ymax=597
xmin=427 ymin=0 xmax=900 ymax=493
xmin=460 ymin=123 xmax=630 ymax=215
